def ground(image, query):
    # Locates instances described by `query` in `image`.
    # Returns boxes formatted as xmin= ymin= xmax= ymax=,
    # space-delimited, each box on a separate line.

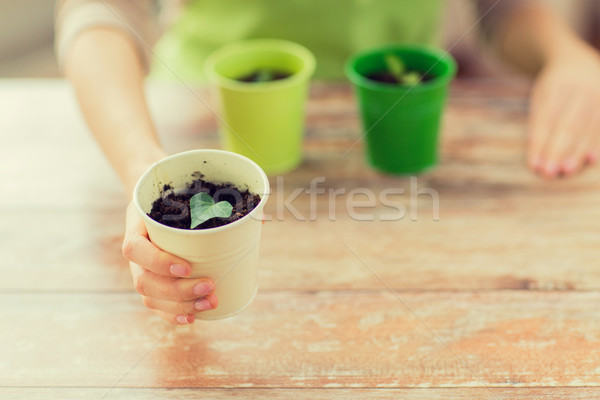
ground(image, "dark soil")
xmin=366 ymin=71 xmax=434 ymax=85
xmin=236 ymin=69 xmax=291 ymax=82
xmin=148 ymin=173 xmax=261 ymax=230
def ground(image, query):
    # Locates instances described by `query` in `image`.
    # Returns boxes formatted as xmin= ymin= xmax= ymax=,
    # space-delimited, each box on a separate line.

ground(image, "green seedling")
xmin=190 ymin=192 xmax=233 ymax=229
xmin=401 ymin=71 xmax=421 ymax=86
xmin=253 ymin=69 xmax=275 ymax=82
xmin=384 ymin=53 xmax=422 ymax=86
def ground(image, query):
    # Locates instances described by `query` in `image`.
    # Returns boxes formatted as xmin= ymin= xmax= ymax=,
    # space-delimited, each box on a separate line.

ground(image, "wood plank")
xmin=145 ymin=80 xmax=600 ymax=200
xmin=2 ymin=200 xmax=598 ymax=291
xmin=2 ymin=291 xmax=600 ymax=388
xmin=1 ymin=79 xmax=598 ymax=292
xmin=2 ymin=141 xmax=598 ymax=211
xmin=2 ymin=387 xmax=600 ymax=400
xmin=1 ymin=80 xmax=600 ymax=397
xmin=1 ymin=80 xmax=598 ymax=210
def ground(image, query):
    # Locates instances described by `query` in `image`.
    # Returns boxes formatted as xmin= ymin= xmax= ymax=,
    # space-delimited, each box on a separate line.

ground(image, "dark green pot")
xmin=345 ymin=44 xmax=456 ymax=174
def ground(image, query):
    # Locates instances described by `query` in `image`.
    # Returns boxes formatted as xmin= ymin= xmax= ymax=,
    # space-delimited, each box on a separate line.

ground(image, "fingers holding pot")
xmin=123 ymin=202 xmax=192 ymax=278
xmin=129 ymin=262 xmax=218 ymax=323
xmin=140 ymin=294 xmax=218 ymax=316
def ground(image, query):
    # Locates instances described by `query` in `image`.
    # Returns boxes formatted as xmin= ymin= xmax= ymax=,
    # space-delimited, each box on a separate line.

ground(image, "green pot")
xmin=345 ymin=44 xmax=456 ymax=174
xmin=205 ymin=39 xmax=316 ymax=175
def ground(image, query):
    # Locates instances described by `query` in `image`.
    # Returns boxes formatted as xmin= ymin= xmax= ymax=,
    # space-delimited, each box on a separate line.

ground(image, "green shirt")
xmin=151 ymin=0 xmax=444 ymax=82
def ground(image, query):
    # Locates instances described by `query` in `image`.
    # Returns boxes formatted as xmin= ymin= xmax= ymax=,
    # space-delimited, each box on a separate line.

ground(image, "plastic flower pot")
xmin=345 ymin=44 xmax=456 ymax=174
xmin=133 ymin=149 xmax=270 ymax=320
xmin=205 ymin=39 xmax=316 ymax=175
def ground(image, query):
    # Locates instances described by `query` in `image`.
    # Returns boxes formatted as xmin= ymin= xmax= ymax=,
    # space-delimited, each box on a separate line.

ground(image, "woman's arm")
xmin=480 ymin=1 xmax=600 ymax=178
xmin=57 ymin=0 xmax=163 ymax=192
xmin=64 ymin=27 xmax=165 ymax=192
xmin=57 ymin=1 xmax=217 ymax=324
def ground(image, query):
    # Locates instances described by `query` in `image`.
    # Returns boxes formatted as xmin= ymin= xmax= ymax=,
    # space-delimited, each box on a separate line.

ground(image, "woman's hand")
xmin=527 ymin=42 xmax=600 ymax=178
xmin=122 ymin=202 xmax=219 ymax=324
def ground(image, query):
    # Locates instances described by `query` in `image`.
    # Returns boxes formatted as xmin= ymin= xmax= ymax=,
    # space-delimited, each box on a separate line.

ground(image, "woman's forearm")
xmin=491 ymin=2 xmax=600 ymax=178
xmin=64 ymin=28 xmax=166 ymax=195
xmin=496 ymin=3 xmax=590 ymax=74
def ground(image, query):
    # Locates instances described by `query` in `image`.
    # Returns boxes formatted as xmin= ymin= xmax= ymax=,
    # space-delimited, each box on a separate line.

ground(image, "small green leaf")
xmin=254 ymin=69 xmax=274 ymax=82
xmin=384 ymin=53 xmax=406 ymax=83
xmin=401 ymin=71 xmax=421 ymax=86
xmin=190 ymin=192 xmax=233 ymax=229
xmin=384 ymin=53 xmax=423 ymax=86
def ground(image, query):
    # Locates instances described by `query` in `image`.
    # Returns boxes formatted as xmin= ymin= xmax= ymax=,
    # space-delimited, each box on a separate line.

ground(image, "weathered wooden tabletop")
xmin=1 ymin=79 xmax=599 ymax=399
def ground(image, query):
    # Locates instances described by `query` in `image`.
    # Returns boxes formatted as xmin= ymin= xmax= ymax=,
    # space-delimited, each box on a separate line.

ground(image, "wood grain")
xmin=1 ymin=80 xmax=599 ymax=397
xmin=2 ymin=387 xmax=600 ymax=400
xmin=3 ymin=198 xmax=599 ymax=292
xmin=2 ymin=291 xmax=600 ymax=388
xmin=0 ymin=81 xmax=598 ymax=292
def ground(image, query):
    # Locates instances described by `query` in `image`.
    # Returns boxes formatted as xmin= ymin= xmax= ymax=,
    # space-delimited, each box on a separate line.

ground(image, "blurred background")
xmin=1 ymin=0 xmax=599 ymax=78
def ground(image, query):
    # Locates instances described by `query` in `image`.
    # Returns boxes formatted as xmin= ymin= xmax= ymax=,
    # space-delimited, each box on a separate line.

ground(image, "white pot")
xmin=133 ymin=149 xmax=270 ymax=320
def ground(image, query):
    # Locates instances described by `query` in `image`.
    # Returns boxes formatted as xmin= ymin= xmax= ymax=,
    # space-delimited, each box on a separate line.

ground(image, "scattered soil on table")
xmin=366 ymin=71 xmax=434 ymax=85
xmin=148 ymin=173 xmax=261 ymax=230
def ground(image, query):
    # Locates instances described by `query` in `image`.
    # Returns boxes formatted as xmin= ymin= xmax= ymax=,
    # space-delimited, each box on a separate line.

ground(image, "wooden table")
xmin=1 ymin=79 xmax=599 ymax=399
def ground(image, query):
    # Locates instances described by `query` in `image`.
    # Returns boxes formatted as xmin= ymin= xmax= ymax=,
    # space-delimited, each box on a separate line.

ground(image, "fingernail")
xmin=170 ymin=264 xmax=189 ymax=277
xmin=193 ymin=282 xmax=213 ymax=296
xmin=530 ymin=158 xmax=542 ymax=170
xmin=176 ymin=315 xmax=189 ymax=324
xmin=207 ymin=293 xmax=219 ymax=308
xmin=545 ymin=162 xmax=558 ymax=176
xmin=562 ymin=159 xmax=577 ymax=174
xmin=194 ymin=298 xmax=213 ymax=311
